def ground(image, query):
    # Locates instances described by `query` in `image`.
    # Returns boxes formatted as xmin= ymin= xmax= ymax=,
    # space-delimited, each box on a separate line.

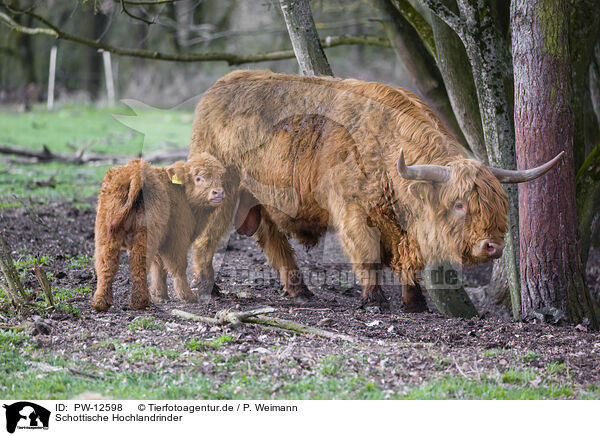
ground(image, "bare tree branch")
xmin=120 ymin=0 xmax=154 ymax=24
xmin=389 ymin=0 xmax=436 ymax=58
xmin=420 ymin=0 xmax=465 ymax=39
xmin=0 ymin=8 xmax=391 ymax=65
xmin=0 ymin=11 xmax=57 ymax=36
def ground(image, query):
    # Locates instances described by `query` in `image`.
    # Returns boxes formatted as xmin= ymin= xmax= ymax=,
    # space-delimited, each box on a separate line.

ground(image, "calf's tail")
xmin=108 ymin=162 xmax=146 ymax=235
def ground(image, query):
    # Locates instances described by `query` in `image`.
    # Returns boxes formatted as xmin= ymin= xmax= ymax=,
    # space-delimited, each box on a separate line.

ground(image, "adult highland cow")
xmin=188 ymin=70 xmax=562 ymax=311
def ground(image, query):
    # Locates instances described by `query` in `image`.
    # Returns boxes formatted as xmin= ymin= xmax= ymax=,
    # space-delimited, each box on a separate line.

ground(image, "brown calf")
xmin=91 ymin=154 xmax=225 ymax=311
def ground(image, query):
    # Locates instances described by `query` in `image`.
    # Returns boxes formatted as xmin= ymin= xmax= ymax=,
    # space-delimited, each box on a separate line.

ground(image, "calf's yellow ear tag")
xmin=171 ymin=174 xmax=182 ymax=185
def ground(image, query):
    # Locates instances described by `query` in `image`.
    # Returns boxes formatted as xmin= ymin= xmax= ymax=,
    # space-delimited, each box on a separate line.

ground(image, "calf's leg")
xmin=191 ymin=190 xmax=237 ymax=295
xmin=163 ymin=254 xmax=197 ymax=303
xmin=128 ymin=228 xmax=151 ymax=310
xmin=91 ymin=236 xmax=121 ymax=312
xmin=149 ymin=257 xmax=169 ymax=302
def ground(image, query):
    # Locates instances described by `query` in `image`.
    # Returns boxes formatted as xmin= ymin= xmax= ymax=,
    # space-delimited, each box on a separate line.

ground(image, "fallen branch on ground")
xmin=171 ymin=308 xmax=356 ymax=342
xmin=0 ymin=144 xmax=189 ymax=165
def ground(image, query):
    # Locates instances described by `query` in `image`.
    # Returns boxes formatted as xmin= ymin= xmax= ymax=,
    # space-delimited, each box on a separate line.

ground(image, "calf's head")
xmin=167 ymin=152 xmax=226 ymax=207
xmin=396 ymin=150 xmax=564 ymax=265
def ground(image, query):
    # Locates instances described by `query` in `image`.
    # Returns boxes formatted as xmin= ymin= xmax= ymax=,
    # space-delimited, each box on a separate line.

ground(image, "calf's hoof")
xmin=152 ymin=295 xmax=170 ymax=304
xmin=359 ymin=286 xmax=390 ymax=312
xmin=91 ymin=295 xmax=112 ymax=312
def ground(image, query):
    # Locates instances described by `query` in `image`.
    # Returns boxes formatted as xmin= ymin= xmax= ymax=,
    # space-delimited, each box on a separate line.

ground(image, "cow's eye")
xmin=454 ymin=201 xmax=466 ymax=211
xmin=195 ymin=175 xmax=205 ymax=184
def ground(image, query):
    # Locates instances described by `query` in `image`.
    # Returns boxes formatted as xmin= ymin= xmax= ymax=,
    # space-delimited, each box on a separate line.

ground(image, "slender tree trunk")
xmin=87 ymin=11 xmax=107 ymax=101
xmin=430 ymin=0 xmax=485 ymax=162
xmin=455 ymin=0 xmax=522 ymax=320
xmin=512 ymin=0 xmax=598 ymax=328
xmin=279 ymin=0 xmax=333 ymax=76
xmin=374 ymin=0 xmax=468 ymax=150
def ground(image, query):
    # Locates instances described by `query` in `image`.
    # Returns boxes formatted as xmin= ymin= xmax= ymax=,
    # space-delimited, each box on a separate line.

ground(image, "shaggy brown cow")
xmin=91 ymin=154 xmax=225 ymax=312
xmin=188 ymin=70 xmax=562 ymax=311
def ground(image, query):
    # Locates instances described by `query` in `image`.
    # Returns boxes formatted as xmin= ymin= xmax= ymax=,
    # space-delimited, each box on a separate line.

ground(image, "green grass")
xmin=127 ymin=316 xmax=166 ymax=331
xmin=0 ymin=105 xmax=194 ymax=201
xmin=66 ymin=254 xmax=93 ymax=269
xmin=2 ymin=335 xmax=598 ymax=400
xmin=186 ymin=334 xmax=234 ymax=351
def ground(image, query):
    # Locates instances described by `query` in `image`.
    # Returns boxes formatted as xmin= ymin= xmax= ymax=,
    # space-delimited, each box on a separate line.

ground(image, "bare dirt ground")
xmin=1 ymin=199 xmax=600 ymax=397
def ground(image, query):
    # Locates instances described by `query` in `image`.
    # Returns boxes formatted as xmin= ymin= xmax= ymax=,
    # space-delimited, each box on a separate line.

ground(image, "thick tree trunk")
xmin=279 ymin=0 xmax=333 ymax=76
xmin=512 ymin=0 xmax=598 ymax=328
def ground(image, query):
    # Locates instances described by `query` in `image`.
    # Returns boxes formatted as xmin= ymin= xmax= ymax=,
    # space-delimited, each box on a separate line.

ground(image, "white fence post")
xmin=101 ymin=50 xmax=115 ymax=106
xmin=47 ymin=46 xmax=57 ymax=110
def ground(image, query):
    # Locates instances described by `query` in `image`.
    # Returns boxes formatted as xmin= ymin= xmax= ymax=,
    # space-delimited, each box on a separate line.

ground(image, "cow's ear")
xmin=408 ymin=181 xmax=434 ymax=203
xmin=166 ymin=161 xmax=186 ymax=186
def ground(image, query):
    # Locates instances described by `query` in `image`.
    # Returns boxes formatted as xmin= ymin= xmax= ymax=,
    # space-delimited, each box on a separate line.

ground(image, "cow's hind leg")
xmin=254 ymin=207 xmax=313 ymax=300
xmin=91 ymin=236 xmax=121 ymax=312
xmin=331 ymin=201 xmax=389 ymax=310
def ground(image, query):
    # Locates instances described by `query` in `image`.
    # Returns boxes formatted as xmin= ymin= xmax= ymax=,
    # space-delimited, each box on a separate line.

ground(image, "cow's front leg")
xmin=254 ymin=207 xmax=313 ymax=300
xmin=402 ymin=282 xmax=428 ymax=313
xmin=331 ymin=201 xmax=389 ymax=311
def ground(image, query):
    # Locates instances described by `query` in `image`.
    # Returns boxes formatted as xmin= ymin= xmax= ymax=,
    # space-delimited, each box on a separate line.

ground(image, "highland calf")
xmin=91 ymin=154 xmax=225 ymax=312
xmin=188 ymin=70 xmax=562 ymax=312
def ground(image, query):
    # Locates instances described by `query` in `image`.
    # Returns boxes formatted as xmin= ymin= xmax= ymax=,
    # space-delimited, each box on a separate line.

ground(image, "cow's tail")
xmin=108 ymin=161 xmax=147 ymax=235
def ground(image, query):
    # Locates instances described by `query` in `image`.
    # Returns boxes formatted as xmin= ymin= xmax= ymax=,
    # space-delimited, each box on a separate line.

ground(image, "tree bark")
xmin=279 ymin=0 xmax=333 ymax=76
xmin=512 ymin=0 xmax=598 ymax=328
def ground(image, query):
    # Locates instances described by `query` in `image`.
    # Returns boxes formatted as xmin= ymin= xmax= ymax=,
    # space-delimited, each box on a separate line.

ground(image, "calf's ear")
xmin=166 ymin=162 xmax=187 ymax=186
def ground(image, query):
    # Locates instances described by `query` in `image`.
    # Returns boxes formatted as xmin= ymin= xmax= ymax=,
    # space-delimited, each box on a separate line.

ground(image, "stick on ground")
xmin=34 ymin=265 xmax=53 ymax=306
xmin=172 ymin=308 xmax=356 ymax=342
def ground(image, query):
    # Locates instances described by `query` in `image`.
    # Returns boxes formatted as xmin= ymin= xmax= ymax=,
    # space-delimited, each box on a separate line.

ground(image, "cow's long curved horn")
xmin=396 ymin=149 xmax=450 ymax=182
xmin=488 ymin=151 xmax=565 ymax=183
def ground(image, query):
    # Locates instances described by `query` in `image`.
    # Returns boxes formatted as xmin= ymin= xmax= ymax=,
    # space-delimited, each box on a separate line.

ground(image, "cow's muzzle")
xmin=473 ymin=239 xmax=504 ymax=259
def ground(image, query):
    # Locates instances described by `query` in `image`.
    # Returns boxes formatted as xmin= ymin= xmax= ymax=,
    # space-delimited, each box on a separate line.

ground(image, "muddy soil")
xmin=1 ymin=199 xmax=599 ymax=391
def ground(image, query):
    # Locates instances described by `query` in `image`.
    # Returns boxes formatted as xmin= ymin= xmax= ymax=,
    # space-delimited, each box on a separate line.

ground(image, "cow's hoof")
xmin=285 ymin=283 xmax=314 ymax=301
xmin=401 ymin=294 xmax=428 ymax=313
xmin=129 ymin=298 xmax=151 ymax=310
xmin=192 ymin=277 xmax=220 ymax=297
xmin=359 ymin=286 xmax=390 ymax=312
xmin=209 ymin=283 xmax=222 ymax=298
